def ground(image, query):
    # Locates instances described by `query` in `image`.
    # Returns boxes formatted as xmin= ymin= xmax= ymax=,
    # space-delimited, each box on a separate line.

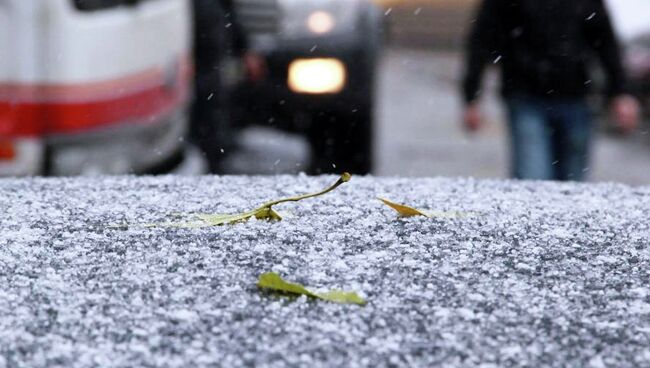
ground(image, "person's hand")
xmin=243 ymin=52 xmax=266 ymax=83
xmin=463 ymin=102 xmax=482 ymax=132
xmin=611 ymin=94 xmax=640 ymax=134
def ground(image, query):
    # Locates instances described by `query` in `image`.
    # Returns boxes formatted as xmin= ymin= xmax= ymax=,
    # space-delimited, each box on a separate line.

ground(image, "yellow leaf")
xmin=317 ymin=290 xmax=367 ymax=305
xmin=378 ymin=197 xmax=473 ymax=219
xmin=257 ymin=272 xmax=366 ymax=306
xmin=146 ymin=173 xmax=351 ymax=228
xmin=378 ymin=197 xmax=430 ymax=217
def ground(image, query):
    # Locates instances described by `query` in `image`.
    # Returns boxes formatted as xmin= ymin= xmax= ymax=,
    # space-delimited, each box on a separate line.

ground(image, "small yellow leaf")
xmin=257 ymin=272 xmax=366 ymax=306
xmin=143 ymin=173 xmax=351 ymax=228
xmin=196 ymin=213 xmax=255 ymax=225
xmin=378 ymin=197 xmax=430 ymax=218
xmin=318 ymin=290 xmax=367 ymax=305
xmin=258 ymin=272 xmax=319 ymax=298
xmin=379 ymin=197 xmax=473 ymax=219
xmin=253 ymin=207 xmax=283 ymax=221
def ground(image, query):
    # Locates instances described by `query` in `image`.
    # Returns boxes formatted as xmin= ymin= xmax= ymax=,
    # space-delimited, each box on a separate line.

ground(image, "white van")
xmin=0 ymin=0 xmax=192 ymax=176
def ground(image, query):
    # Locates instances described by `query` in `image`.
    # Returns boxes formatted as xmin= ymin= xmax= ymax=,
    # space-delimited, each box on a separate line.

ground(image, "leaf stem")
xmin=258 ymin=173 xmax=351 ymax=209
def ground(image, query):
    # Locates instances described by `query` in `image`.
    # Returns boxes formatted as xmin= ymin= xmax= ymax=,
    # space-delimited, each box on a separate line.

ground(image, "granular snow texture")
xmin=1 ymin=175 xmax=649 ymax=367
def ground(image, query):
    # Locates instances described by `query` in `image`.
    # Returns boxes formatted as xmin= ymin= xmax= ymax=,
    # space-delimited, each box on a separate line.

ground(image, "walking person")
xmin=462 ymin=0 xmax=640 ymax=181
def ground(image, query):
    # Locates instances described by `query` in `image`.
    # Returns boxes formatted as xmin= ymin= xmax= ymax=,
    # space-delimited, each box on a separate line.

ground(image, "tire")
xmin=308 ymin=106 xmax=373 ymax=175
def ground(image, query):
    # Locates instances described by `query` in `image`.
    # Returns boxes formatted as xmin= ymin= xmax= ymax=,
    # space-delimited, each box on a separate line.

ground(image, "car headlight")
xmin=278 ymin=0 xmax=358 ymax=38
xmin=306 ymin=11 xmax=335 ymax=34
xmin=288 ymin=58 xmax=346 ymax=94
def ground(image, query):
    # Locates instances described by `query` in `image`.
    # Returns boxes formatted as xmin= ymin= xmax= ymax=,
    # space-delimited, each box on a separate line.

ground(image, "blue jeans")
xmin=506 ymin=96 xmax=592 ymax=181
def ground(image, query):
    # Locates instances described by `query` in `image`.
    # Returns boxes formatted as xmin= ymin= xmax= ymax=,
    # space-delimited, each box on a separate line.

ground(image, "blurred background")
xmin=1 ymin=0 xmax=649 ymax=184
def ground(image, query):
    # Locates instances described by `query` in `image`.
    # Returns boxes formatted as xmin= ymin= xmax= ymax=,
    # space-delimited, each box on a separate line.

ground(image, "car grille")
xmin=234 ymin=0 xmax=280 ymax=35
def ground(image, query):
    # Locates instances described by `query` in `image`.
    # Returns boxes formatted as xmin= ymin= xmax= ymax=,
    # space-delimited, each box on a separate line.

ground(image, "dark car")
xmin=233 ymin=0 xmax=384 ymax=174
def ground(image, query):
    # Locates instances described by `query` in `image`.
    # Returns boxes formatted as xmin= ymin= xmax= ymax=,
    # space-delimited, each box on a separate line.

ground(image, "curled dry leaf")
xmin=378 ymin=197 xmax=472 ymax=219
xmin=378 ymin=197 xmax=429 ymax=217
xmin=257 ymin=272 xmax=366 ymax=306
xmin=146 ymin=173 xmax=351 ymax=228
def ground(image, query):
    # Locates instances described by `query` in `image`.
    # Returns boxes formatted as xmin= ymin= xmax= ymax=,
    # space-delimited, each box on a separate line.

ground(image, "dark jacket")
xmin=462 ymin=0 xmax=627 ymax=103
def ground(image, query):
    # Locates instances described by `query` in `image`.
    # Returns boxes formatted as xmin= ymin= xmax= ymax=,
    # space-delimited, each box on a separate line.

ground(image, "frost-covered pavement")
xmin=1 ymin=175 xmax=650 ymax=367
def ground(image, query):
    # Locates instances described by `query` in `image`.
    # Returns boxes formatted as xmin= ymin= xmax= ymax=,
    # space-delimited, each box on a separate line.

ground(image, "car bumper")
xmin=44 ymin=110 xmax=188 ymax=176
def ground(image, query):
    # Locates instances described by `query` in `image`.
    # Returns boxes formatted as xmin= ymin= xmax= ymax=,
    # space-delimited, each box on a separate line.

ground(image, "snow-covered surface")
xmin=1 ymin=175 xmax=650 ymax=367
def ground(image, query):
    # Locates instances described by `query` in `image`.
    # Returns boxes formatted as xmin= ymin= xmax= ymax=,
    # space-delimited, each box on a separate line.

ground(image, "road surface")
xmin=1 ymin=175 xmax=650 ymax=367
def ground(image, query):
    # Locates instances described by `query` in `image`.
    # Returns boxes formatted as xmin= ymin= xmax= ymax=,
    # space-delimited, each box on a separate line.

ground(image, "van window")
xmin=73 ymin=0 xmax=147 ymax=12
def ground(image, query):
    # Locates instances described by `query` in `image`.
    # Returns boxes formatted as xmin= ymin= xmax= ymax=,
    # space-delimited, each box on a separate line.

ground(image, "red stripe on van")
xmin=0 ymin=57 xmax=192 ymax=137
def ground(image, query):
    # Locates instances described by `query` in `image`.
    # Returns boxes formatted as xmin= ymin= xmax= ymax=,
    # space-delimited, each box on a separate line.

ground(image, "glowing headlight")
xmin=288 ymin=58 xmax=346 ymax=94
xmin=307 ymin=11 xmax=335 ymax=34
